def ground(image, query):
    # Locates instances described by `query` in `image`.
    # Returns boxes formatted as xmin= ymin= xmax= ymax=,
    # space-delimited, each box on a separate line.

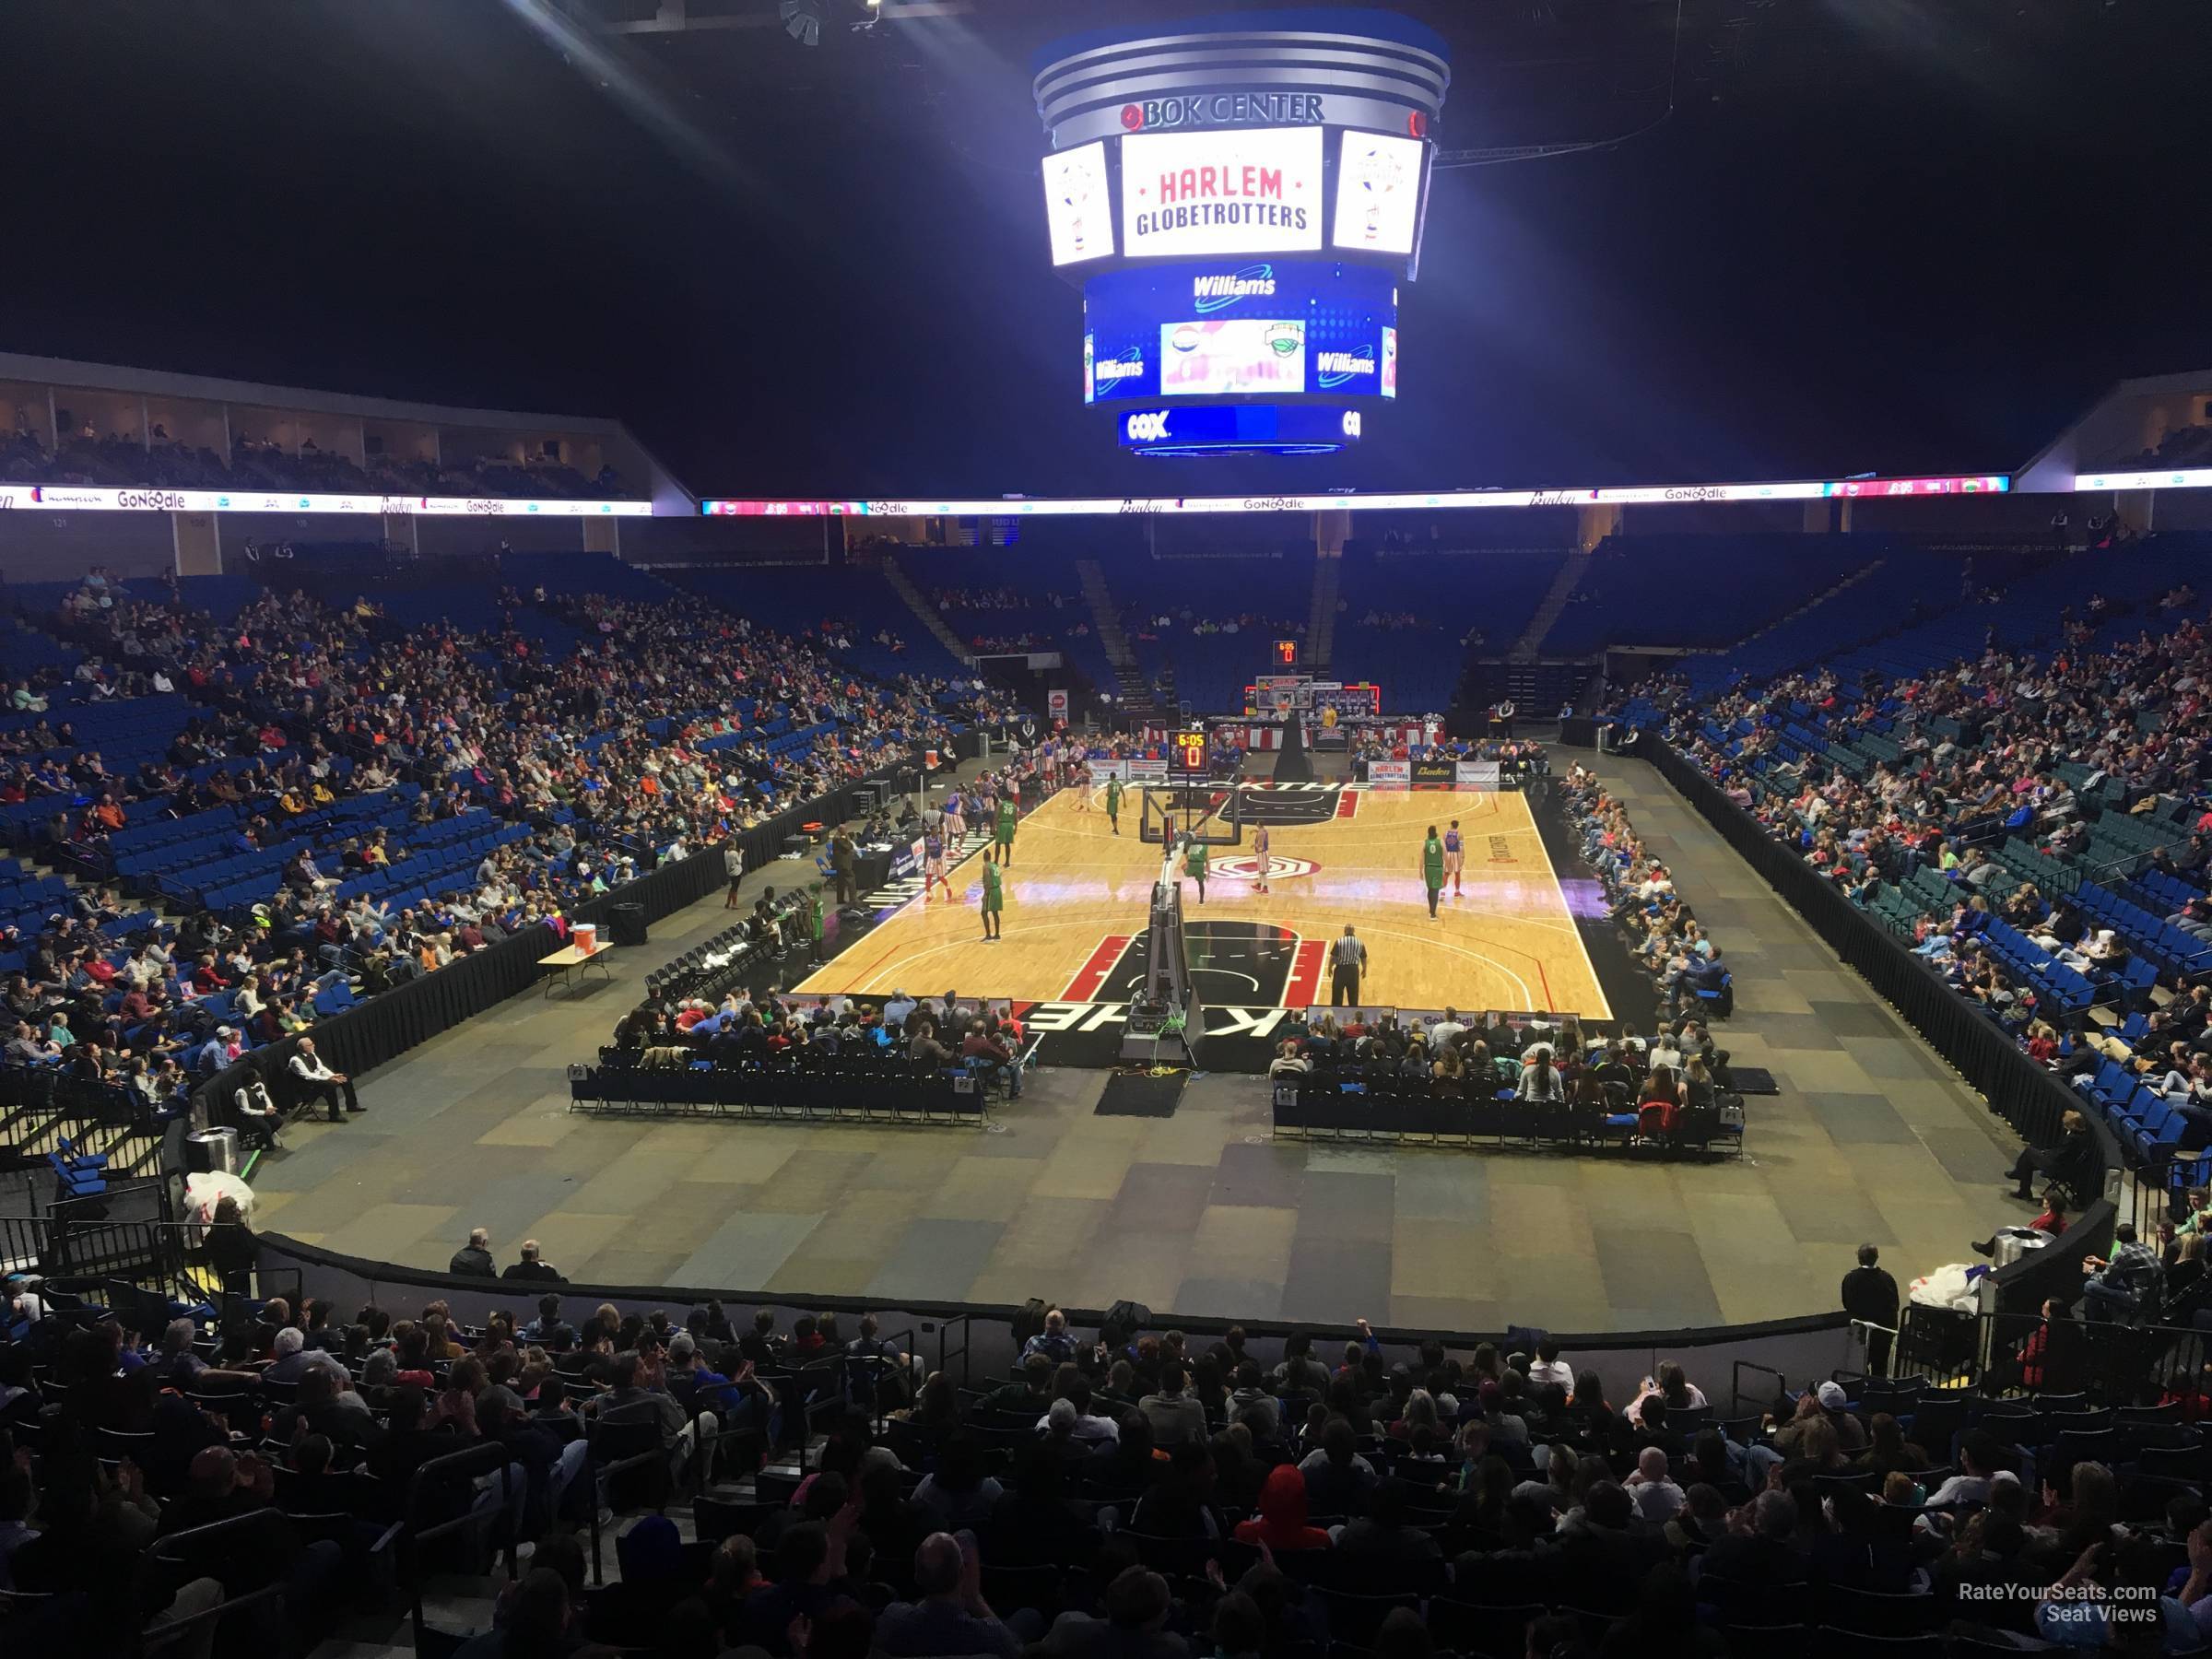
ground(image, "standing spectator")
xmin=1841 ymin=1244 xmax=1900 ymax=1373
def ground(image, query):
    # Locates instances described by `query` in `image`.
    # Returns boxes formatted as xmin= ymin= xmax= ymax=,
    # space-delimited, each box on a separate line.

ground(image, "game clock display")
xmin=1172 ymin=730 xmax=1209 ymax=776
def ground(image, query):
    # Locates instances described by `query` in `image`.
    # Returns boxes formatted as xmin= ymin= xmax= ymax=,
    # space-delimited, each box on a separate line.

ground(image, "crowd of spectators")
xmin=0 ymin=415 xmax=634 ymax=500
xmin=1128 ymin=610 xmax=1303 ymax=643
xmin=1641 ymin=600 xmax=2212 ymax=1159
xmin=0 ymin=567 xmax=1018 ymax=1112
xmin=1559 ymin=761 xmax=1732 ymax=1018
xmin=15 ymin=1280 xmax=2212 ymax=1654
xmin=931 ymin=586 xmax=1077 ymax=615
xmin=1268 ymin=1003 xmax=1734 ymax=1139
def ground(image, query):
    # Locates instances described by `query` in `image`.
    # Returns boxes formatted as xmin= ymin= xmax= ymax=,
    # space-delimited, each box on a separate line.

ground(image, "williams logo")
xmin=1212 ymin=854 xmax=1321 ymax=882
xmin=1316 ymin=349 xmax=1377 ymax=387
xmin=1193 ymin=265 xmax=1277 ymax=312
xmin=1094 ymin=349 xmax=1144 ymax=385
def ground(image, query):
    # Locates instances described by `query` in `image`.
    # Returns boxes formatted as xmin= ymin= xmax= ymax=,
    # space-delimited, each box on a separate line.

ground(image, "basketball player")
xmin=923 ymin=825 xmax=950 ymax=901
xmin=1421 ymin=825 xmax=1445 ymax=918
xmin=994 ymin=792 xmax=1018 ymax=865
xmin=945 ymin=788 xmax=966 ymax=847
xmin=1443 ymin=818 xmax=1464 ymax=898
xmin=1184 ymin=832 xmax=1209 ymax=905
xmin=1252 ymin=819 xmax=1271 ymax=894
xmin=979 ymin=846 xmax=1004 ymax=941
xmin=1104 ymin=772 xmax=1123 ymax=835
xmin=1070 ymin=758 xmax=1090 ymax=812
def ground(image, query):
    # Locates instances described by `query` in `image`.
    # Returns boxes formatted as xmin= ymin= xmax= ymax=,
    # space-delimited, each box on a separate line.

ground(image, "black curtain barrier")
xmin=192 ymin=758 xmax=918 ymax=1135
xmin=1643 ymin=739 xmax=2118 ymax=1316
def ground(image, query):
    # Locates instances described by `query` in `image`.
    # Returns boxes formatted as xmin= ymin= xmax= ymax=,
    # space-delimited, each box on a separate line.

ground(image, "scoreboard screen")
xmin=1035 ymin=13 xmax=1448 ymax=456
xmin=1172 ymin=729 xmax=1209 ymax=775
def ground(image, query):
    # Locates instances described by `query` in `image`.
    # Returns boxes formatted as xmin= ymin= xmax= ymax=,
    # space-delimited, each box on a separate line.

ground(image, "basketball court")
xmin=794 ymin=783 xmax=1612 ymax=1018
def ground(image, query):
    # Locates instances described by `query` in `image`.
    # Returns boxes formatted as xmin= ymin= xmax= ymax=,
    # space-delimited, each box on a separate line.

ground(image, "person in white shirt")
xmin=1526 ymin=1337 xmax=1575 ymax=1389
xmin=1624 ymin=1447 xmax=1686 ymax=1524
xmin=1427 ymin=1007 xmax=1467 ymax=1048
xmin=288 ymin=1038 xmax=360 ymax=1121
xmin=233 ymin=1077 xmax=287 ymax=1150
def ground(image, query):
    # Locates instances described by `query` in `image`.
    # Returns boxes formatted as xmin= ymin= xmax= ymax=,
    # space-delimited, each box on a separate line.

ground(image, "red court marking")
xmin=1335 ymin=792 xmax=1359 ymax=818
xmin=1283 ymin=938 xmax=1326 ymax=1007
xmin=1064 ymin=935 xmax=1134 ymax=1002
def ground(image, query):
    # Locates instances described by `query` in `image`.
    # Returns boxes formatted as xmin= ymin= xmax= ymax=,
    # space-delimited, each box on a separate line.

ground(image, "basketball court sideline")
xmin=794 ymin=784 xmax=1611 ymax=1017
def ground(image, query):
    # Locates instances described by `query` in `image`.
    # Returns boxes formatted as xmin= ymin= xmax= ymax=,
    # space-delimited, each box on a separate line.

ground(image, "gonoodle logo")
xmin=1193 ymin=265 xmax=1276 ymax=313
xmin=1125 ymin=411 xmax=1172 ymax=442
xmin=1316 ymin=348 xmax=1377 ymax=388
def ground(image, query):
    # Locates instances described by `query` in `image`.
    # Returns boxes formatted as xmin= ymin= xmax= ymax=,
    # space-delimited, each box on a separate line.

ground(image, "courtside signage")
xmin=0 ymin=488 xmax=653 ymax=517
xmin=700 ymin=475 xmax=2011 ymax=518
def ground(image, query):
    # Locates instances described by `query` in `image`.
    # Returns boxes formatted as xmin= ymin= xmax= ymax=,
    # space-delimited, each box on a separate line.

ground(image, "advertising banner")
xmin=1047 ymin=689 xmax=1069 ymax=721
xmin=889 ymin=836 xmax=926 ymax=881
xmin=1083 ymin=259 xmax=1394 ymax=405
xmin=1126 ymin=758 xmax=1170 ymax=784
xmin=1367 ymin=759 xmax=1411 ymax=786
xmin=1456 ymin=761 xmax=1501 ymax=788
xmin=1119 ymin=127 xmax=1324 ymax=258
xmin=1409 ymin=760 xmax=1457 ymax=785
xmin=0 ymin=486 xmax=652 ymax=518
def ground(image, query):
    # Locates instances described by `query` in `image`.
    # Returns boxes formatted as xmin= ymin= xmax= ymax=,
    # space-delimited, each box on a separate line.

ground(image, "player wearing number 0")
xmin=1421 ymin=825 xmax=1445 ymax=918
xmin=979 ymin=848 xmax=1004 ymax=940
xmin=994 ymin=794 xmax=1018 ymax=865
xmin=1104 ymin=774 xmax=1122 ymax=835
xmin=1443 ymin=818 xmax=1464 ymax=898
xmin=1252 ymin=821 xmax=1271 ymax=893
xmin=923 ymin=828 xmax=951 ymax=901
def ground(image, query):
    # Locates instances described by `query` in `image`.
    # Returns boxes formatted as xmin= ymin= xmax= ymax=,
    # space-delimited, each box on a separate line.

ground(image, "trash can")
xmin=1990 ymin=1228 xmax=2053 ymax=1269
xmin=609 ymin=902 xmax=648 ymax=948
xmin=186 ymin=1126 xmax=240 ymax=1176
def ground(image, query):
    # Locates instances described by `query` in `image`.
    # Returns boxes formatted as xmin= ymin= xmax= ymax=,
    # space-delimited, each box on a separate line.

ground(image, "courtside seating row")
xmin=570 ymin=1057 xmax=990 ymax=1125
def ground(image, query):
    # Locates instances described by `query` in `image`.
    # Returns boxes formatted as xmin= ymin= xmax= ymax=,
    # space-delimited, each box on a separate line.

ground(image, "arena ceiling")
xmin=2 ymin=0 xmax=2205 ymax=499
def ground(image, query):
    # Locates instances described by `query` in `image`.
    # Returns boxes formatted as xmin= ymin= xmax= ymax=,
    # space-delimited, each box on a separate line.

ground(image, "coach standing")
xmin=1329 ymin=924 xmax=1368 ymax=1006
xmin=830 ymin=830 xmax=858 ymax=908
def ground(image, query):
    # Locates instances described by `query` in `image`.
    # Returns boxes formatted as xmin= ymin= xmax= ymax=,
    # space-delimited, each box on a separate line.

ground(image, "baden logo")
xmin=1192 ymin=265 xmax=1277 ymax=312
xmin=1125 ymin=411 xmax=1172 ymax=442
xmin=1316 ymin=348 xmax=1376 ymax=387
xmin=1212 ymin=854 xmax=1320 ymax=883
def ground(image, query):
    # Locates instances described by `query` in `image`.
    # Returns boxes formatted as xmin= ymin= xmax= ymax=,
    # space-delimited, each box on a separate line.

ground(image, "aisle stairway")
xmin=1078 ymin=557 xmax=1165 ymax=720
xmin=1512 ymin=545 xmax=1593 ymax=659
xmin=881 ymin=557 xmax=975 ymax=665
xmin=1305 ymin=557 xmax=1341 ymax=671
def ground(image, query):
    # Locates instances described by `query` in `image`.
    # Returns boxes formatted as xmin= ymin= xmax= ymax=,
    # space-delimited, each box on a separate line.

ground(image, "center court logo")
xmin=1212 ymin=854 xmax=1320 ymax=882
